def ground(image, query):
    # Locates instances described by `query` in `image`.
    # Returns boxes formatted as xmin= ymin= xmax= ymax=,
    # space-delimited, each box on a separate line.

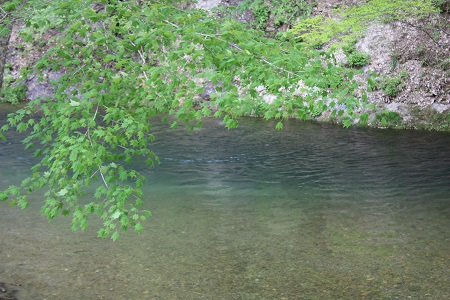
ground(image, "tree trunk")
xmin=0 ymin=0 xmax=12 ymax=91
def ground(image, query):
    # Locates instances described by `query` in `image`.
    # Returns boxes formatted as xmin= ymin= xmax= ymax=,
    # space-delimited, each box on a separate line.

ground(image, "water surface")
xmin=1 ymin=107 xmax=449 ymax=299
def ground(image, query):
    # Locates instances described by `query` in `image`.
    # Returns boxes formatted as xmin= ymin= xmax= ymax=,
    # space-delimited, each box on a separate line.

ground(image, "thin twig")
xmin=0 ymin=7 xmax=7 ymax=19
xmin=90 ymin=168 xmax=99 ymax=178
xmin=98 ymin=166 xmax=109 ymax=189
xmin=92 ymin=105 xmax=99 ymax=121
xmin=130 ymin=41 xmax=149 ymax=80
xmin=86 ymin=130 xmax=108 ymax=189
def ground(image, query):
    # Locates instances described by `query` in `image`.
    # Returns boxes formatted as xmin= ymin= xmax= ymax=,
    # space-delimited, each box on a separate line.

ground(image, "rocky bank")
xmin=3 ymin=0 xmax=450 ymax=130
xmin=195 ymin=0 xmax=450 ymax=130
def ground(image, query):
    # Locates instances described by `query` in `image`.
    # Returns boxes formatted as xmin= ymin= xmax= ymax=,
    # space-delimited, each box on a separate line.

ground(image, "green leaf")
xmin=98 ymin=228 xmax=107 ymax=238
xmin=275 ymin=121 xmax=283 ymax=130
xmin=343 ymin=119 xmax=352 ymax=128
xmin=70 ymin=100 xmax=80 ymax=107
xmin=0 ymin=191 xmax=8 ymax=201
xmin=134 ymin=223 xmax=143 ymax=233
xmin=111 ymin=231 xmax=120 ymax=241
xmin=360 ymin=113 xmax=369 ymax=124
xmin=57 ymin=188 xmax=69 ymax=196
xmin=111 ymin=210 xmax=121 ymax=220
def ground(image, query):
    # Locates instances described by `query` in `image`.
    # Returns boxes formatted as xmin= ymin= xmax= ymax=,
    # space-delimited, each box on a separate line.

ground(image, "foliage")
xmin=379 ymin=71 xmax=408 ymax=98
xmin=245 ymin=0 xmax=270 ymax=30
xmin=374 ymin=110 xmax=403 ymax=127
xmin=407 ymin=106 xmax=450 ymax=131
xmin=0 ymin=82 xmax=27 ymax=104
xmin=0 ymin=0 xmax=364 ymax=239
xmin=366 ymin=73 xmax=380 ymax=92
xmin=289 ymin=0 xmax=439 ymax=47
xmin=0 ymin=66 xmax=27 ymax=104
xmin=237 ymin=0 xmax=313 ymax=30
xmin=341 ymin=42 xmax=370 ymax=68
xmin=341 ymin=41 xmax=357 ymax=56
xmin=434 ymin=0 xmax=450 ymax=13
xmin=346 ymin=51 xmax=370 ymax=68
xmin=0 ymin=1 xmax=12 ymax=92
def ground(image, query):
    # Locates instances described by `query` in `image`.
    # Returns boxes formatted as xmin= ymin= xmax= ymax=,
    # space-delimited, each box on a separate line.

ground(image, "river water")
xmin=0 ymin=106 xmax=449 ymax=299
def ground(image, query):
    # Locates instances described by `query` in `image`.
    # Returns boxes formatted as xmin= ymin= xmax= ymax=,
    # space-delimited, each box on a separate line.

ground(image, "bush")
xmin=375 ymin=110 xmax=403 ymax=127
xmin=238 ymin=0 xmax=313 ymax=30
xmin=253 ymin=4 xmax=270 ymax=29
xmin=380 ymin=71 xmax=408 ymax=98
xmin=0 ymin=83 xmax=27 ymax=105
xmin=346 ymin=51 xmax=370 ymax=68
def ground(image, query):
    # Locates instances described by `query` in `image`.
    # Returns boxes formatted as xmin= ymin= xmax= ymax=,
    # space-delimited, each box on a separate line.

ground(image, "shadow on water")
xmin=1 ymin=106 xmax=449 ymax=299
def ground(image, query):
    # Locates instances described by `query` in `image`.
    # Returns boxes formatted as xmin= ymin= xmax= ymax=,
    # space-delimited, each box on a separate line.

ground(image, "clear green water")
xmin=1 ymin=109 xmax=449 ymax=299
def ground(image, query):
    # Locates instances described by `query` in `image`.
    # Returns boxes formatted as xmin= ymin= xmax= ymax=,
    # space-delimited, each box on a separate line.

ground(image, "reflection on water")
xmin=1 ymin=108 xmax=449 ymax=299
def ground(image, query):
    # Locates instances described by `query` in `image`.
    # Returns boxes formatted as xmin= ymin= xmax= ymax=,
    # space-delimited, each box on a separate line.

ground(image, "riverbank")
xmin=1 ymin=1 xmax=449 ymax=131
xmin=204 ymin=0 xmax=450 ymax=131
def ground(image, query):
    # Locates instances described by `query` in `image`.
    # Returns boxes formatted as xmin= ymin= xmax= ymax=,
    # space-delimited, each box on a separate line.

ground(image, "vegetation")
xmin=0 ymin=0 xmax=12 ymax=91
xmin=237 ymin=0 xmax=314 ymax=30
xmin=0 ymin=0 xmax=445 ymax=239
xmin=340 ymin=40 xmax=370 ymax=68
xmin=0 ymin=82 xmax=27 ymax=104
xmin=0 ymin=66 xmax=27 ymax=104
xmin=374 ymin=110 xmax=403 ymax=127
xmin=346 ymin=51 xmax=371 ymax=68
xmin=407 ymin=106 xmax=450 ymax=131
xmin=289 ymin=0 xmax=438 ymax=47
xmin=379 ymin=70 xmax=408 ymax=98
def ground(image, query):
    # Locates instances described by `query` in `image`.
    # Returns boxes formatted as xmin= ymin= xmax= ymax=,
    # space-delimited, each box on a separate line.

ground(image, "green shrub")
xmin=0 ymin=73 xmax=27 ymax=105
xmin=380 ymin=71 xmax=408 ymax=98
xmin=238 ymin=0 xmax=313 ymax=30
xmin=374 ymin=110 xmax=403 ymax=127
xmin=346 ymin=51 xmax=370 ymax=68
xmin=342 ymin=40 xmax=358 ymax=55
xmin=253 ymin=4 xmax=270 ymax=29
xmin=0 ymin=83 xmax=27 ymax=105
xmin=366 ymin=74 xmax=380 ymax=92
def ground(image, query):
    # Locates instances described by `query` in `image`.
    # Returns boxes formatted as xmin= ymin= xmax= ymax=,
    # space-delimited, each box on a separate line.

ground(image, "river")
xmin=1 ymin=105 xmax=449 ymax=299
